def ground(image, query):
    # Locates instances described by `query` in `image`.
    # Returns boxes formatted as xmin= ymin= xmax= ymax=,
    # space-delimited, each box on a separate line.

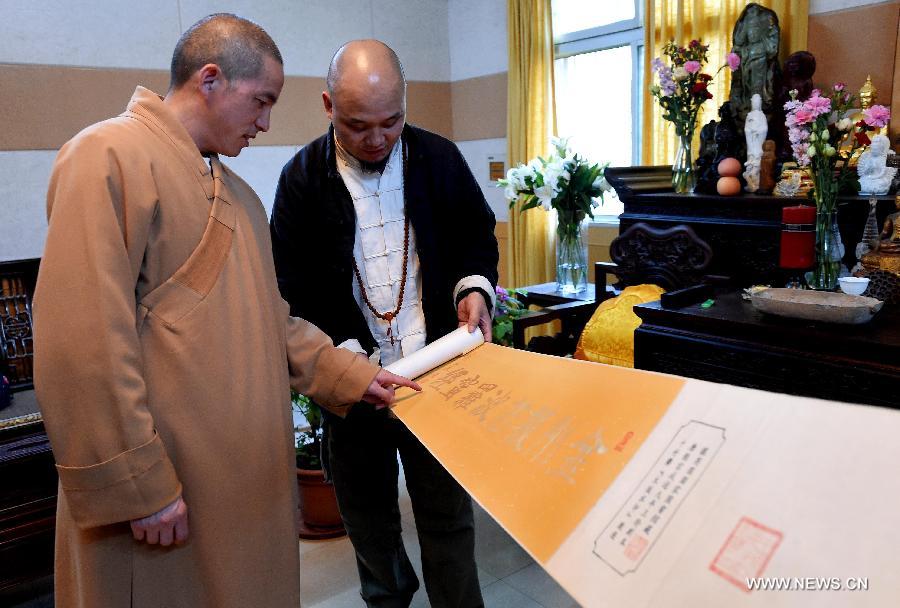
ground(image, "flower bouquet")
xmin=650 ymin=40 xmax=740 ymax=192
xmin=784 ymin=83 xmax=891 ymax=289
xmin=499 ymin=137 xmax=611 ymax=293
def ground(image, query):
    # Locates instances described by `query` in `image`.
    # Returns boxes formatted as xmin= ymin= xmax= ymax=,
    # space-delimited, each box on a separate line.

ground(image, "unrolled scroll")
xmin=385 ymin=326 xmax=484 ymax=380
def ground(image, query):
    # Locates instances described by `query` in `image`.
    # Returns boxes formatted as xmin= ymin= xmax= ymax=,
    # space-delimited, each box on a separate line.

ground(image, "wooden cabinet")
xmin=605 ymin=166 xmax=896 ymax=287
xmin=0 ymin=396 xmax=56 ymax=592
xmin=633 ymin=290 xmax=900 ymax=409
xmin=1 ymin=259 xmax=56 ymax=593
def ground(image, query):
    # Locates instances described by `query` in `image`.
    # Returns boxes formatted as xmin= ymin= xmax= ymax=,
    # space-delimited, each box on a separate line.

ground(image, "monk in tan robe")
xmin=32 ymin=14 xmax=417 ymax=608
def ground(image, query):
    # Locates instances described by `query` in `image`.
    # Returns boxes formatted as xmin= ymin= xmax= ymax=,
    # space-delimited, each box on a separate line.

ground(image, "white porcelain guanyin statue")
xmin=743 ymin=94 xmax=767 ymax=192
xmin=858 ymin=134 xmax=897 ymax=195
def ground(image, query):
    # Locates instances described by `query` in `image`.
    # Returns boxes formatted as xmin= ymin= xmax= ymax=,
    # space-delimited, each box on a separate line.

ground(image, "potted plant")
xmin=292 ymin=391 xmax=346 ymax=540
xmin=491 ymin=286 xmax=528 ymax=347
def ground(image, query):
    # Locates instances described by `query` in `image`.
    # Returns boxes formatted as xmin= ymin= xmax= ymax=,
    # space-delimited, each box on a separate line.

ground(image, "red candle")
xmin=779 ymin=205 xmax=816 ymax=269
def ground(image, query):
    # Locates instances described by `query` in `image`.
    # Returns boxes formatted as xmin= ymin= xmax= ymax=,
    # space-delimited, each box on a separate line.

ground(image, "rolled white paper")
xmin=385 ymin=326 xmax=485 ymax=380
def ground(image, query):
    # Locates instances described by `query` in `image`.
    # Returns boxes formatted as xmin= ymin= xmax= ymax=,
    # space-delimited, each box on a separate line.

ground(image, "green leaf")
xmin=493 ymin=320 xmax=512 ymax=340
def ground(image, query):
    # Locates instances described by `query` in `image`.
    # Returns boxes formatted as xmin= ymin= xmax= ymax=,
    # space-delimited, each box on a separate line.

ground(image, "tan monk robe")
xmin=33 ymin=87 xmax=379 ymax=607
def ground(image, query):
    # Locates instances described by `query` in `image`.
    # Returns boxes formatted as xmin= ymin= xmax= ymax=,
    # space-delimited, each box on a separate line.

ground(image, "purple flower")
xmin=783 ymin=99 xmax=801 ymax=113
xmin=726 ymin=52 xmax=740 ymax=70
xmin=683 ymin=60 xmax=701 ymax=74
xmin=657 ymin=67 xmax=676 ymax=96
xmin=788 ymin=126 xmax=809 ymax=145
xmin=863 ymin=105 xmax=891 ymax=128
xmin=833 ymin=82 xmax=846 ymax=92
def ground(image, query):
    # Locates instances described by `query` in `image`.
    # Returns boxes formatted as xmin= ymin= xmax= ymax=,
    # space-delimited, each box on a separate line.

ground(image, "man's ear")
xmin=322 ymin=91 xmax=334 ymax=120
xmin=198 ymin=63 xmax=224 ymax=98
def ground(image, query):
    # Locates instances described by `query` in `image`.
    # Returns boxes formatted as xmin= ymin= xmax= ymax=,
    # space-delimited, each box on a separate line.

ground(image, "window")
xmin=552 ymin=0 xmax=644 ymax=224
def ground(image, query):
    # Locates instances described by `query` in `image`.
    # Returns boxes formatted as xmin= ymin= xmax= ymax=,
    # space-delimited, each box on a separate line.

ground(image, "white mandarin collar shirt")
xmin=334 ymin=134 xmax=495 ymax=366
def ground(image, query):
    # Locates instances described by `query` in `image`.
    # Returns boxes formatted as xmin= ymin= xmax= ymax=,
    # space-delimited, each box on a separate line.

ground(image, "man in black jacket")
xmin=270 ymin=40 xmax=497 ymax=607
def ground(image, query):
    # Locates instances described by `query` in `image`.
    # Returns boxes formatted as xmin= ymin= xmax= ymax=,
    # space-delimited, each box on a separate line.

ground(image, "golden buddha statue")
xmin=774 ymin=161 xmax=814 ymax=196
xmin=845 ymin=76 xmax=886 ymax=168
xmin=860 ymin=194 xmax=900 ymax=273
xmin=859 ymin=75 xmax=877 ymax=110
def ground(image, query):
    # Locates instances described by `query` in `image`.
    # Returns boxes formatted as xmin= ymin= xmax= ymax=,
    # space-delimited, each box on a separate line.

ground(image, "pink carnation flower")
xmin=803 ymin=95 xmax=831 ymax=116
xmin=833 ymin=82 xmax=846 ymax=92
xmin=793 ymin=109 xmax=816 ymax=125
xmin=683 ymin=60 xmax=701 ymax=74
xmin=727 ymin=52 xmax=740 ymax=70
xmin=863 ymin=105 xmax=891 ymax=128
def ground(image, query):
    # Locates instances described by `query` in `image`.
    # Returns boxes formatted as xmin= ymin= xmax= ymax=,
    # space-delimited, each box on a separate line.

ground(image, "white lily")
xmin=534 ymin=184 xmax=554 ymax=210
xmin=592 ymin=175 xmax=611 ymax=192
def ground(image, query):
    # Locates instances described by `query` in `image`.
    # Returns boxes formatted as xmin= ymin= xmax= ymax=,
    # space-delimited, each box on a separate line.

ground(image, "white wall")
xmin=448 ymin=0 xmax=508 ymax=81
xmin=456 ymin=138 xmax=510 ymax=221
xmin=0 ymin=0 xmax=451 ymax=80
xmin=0 ymin=0 xmax=452 ymax=262
xmin=448 ymin=0 xmax=509 ymax=221
xmin=0 ymin=151 xmax=56 ymax=261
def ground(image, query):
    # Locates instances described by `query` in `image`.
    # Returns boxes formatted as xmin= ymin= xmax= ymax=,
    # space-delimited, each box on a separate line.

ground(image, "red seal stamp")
xmin=710 ymin=516 xmax=783 ymax=592
xmin=624 ymin=535 xmax=649 ymax=562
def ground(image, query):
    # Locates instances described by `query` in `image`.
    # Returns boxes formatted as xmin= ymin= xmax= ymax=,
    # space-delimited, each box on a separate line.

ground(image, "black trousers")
xmin=324 ymin=405 xmax=484 ymax=608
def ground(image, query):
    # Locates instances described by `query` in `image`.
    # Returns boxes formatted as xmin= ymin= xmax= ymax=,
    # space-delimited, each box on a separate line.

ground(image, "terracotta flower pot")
xmin=296 ymin=467 xmax=347 ymax=540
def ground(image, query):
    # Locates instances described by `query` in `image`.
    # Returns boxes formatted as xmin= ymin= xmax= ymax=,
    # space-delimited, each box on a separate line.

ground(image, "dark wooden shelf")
xmin=633 ymin=290 xmax=900 ymax=409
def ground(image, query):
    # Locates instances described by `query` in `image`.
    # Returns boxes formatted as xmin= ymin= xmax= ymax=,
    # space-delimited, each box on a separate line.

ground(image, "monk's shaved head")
xmin=326 ymin=40 xmax=406 ymax=99
xmin=170 ymin=13 xmax=282 ymax=90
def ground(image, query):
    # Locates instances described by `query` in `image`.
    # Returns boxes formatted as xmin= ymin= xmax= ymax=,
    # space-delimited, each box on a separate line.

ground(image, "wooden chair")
xmin=511 ymin=223 xmax=718 ymax=355
xmin=597 ymin=222 xmax=719 ymax=301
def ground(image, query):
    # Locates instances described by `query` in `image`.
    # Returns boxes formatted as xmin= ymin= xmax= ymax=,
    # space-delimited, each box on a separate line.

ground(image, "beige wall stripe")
xmin=0 ymin=64 xmax=453 ymax=150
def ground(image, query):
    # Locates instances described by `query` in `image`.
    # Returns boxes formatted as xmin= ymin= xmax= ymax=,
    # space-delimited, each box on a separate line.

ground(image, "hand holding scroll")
xmin=457 ymin=291 xmax=492 ymax=342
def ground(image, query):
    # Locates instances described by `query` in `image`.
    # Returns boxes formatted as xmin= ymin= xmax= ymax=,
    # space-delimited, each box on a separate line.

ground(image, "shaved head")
xmin=323 ymin=40 xmax=407 ymax=165
xmin=170 ymin=13 xmax=282 ymax=90
xmin=326 ymin=39 xmax=406 ymax=98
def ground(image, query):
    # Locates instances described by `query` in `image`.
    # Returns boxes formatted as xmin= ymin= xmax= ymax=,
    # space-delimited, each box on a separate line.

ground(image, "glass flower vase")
xmin=556 ymin=213 xmax=589 ymax=294
xmin=808 ymin=202 xmax=843 ymax=291
xmin=672 ymin=132 xmax=696 ymax=193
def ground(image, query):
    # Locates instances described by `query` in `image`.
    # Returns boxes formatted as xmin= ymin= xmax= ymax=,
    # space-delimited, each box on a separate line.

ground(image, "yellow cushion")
xmin=574 ymin=284 xmax=666 ymax=368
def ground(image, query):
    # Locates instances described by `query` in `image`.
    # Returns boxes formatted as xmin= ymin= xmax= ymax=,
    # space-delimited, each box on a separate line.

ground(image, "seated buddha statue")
xmin=858 ymin=135 xmax=897 ymax=195
xmin=861 ymin=194 xmax=900 ymax=273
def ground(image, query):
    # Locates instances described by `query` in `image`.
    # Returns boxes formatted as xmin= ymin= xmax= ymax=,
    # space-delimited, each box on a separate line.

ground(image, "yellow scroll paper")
xmin=392 ymin=343 xmax=684 ymax=564
xmin=390 ymin=343 xmax=900 ymax=606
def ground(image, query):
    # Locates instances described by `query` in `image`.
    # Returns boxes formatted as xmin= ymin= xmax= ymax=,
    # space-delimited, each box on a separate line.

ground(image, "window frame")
xmin=553 ymin=0 xmax=644 ymax=225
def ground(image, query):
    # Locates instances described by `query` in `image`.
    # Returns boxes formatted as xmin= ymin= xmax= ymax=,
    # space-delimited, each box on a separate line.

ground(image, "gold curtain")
xmin=507 ymin=0 xmax=557 ymax=289
xmin=641 ymin=0 xmax=809 ymax=165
